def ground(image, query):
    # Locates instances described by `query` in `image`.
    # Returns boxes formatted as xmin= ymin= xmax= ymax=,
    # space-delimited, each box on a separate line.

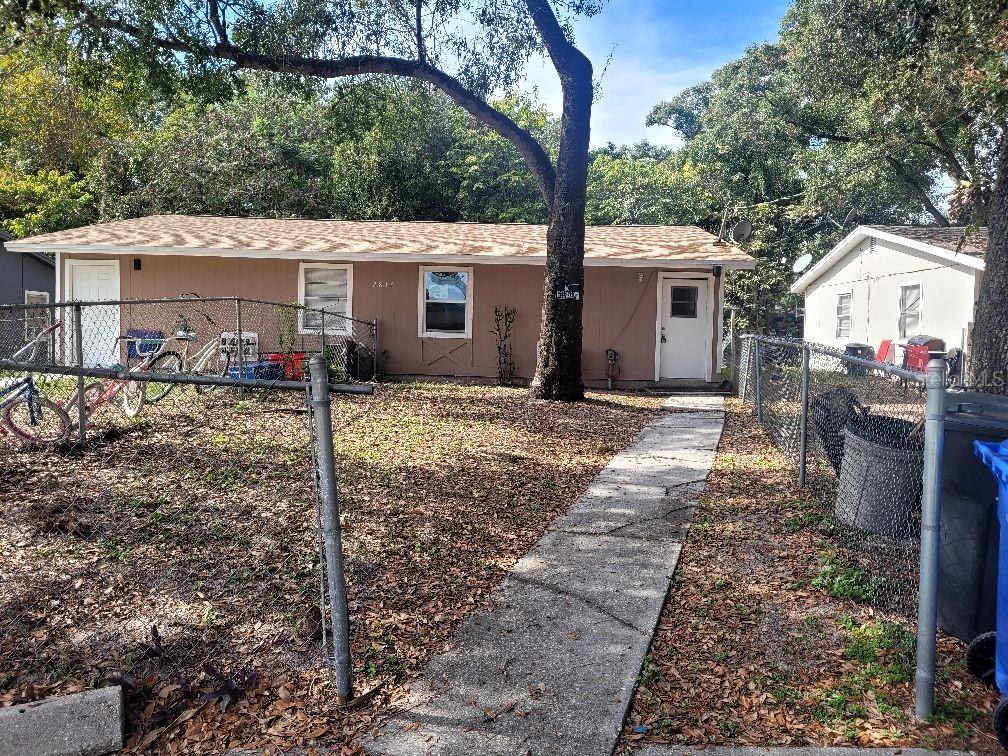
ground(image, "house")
xmin=6 ymin=215 xmax=755 ymax=384
xmin=791 ymin=225 xmax=987 ymax=359
xmin=0 ymin=229 xmax=56 ymax=359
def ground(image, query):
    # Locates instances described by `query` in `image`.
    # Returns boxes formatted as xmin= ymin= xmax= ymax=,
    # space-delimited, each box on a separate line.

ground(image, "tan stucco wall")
xmin=62 ymin=253 xmax=723 ymax=381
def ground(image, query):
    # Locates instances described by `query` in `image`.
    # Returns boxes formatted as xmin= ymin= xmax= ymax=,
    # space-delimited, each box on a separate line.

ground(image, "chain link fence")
xmin=728 ymin=334 xmax=953 ymax=716
xmin=0 ymin=297 xmax=368 ymax=742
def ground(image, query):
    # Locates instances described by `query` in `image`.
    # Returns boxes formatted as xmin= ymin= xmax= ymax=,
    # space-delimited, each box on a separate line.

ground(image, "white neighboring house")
xmin=791 ymin=225 xmax=988 ymax=358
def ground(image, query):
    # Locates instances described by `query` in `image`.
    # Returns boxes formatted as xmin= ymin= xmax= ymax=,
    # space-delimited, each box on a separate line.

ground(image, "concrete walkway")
xmin=366 ymin=396 xmax=724 ymax=756
xmin=635 ymin=748 xmax=973 ymax=756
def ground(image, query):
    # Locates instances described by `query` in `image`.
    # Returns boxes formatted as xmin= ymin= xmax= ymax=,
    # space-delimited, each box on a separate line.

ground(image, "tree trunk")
xmin=969 ymin=131 xmax=1008 ymax=392
xmin=529 ymin=63 xmax=593 ymax=401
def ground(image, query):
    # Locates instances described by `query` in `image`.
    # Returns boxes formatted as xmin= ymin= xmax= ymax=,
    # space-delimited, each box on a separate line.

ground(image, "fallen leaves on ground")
xmin=0 ymin=378 xmax=664 ymax=752
xmin=620 ymin=398 xmax=1001 ymax=754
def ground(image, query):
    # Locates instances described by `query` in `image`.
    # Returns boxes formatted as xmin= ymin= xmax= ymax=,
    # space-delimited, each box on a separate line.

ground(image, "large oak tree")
xmin=9 ymin=0 xmax=600 ymax=400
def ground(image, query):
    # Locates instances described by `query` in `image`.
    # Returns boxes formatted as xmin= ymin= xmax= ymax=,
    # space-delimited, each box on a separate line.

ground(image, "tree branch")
xmin=525 ymin=0 xmax=592 ymax=87
xmin=885 ymin=156 xmax=950 ymax=226
xmin=78 ymin=7 xmax=557 ymax=207
xmin=415 ymin=1 xmax=425 ymax=65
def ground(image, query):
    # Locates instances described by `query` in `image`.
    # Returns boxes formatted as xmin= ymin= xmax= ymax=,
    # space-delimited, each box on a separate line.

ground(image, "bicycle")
xmin=139 ymin=311 xmax=232 ymax=403
xmin=0 ymin=319 xmax=71 ymax=445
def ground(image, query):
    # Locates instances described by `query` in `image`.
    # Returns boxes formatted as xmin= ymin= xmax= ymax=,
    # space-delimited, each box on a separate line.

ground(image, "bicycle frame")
xmin=10 ymin=319 xmax=63 ymax=363
xmin=0 ymin=375 xmax=38 ymax=435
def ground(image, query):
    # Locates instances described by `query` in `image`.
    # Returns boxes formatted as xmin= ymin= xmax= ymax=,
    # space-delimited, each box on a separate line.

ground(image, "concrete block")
xmin=0 ymin=686 xmax=123 ymax=756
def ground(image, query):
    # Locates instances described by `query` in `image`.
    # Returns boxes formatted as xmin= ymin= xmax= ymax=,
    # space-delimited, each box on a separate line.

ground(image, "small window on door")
xmin=670 ymin=286 xmax=698 ymax=318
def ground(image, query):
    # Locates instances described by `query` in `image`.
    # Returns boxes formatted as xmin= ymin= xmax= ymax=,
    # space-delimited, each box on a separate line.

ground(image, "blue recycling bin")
xmin=972 ymin=438 xmax=1008 ymax=746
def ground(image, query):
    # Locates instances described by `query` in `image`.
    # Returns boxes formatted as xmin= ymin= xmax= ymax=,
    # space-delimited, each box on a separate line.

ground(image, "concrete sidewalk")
xmin=635 ymin=748 xmax=974 ymax=756
xmin=365 ymin=396 xmax=724 ymax=756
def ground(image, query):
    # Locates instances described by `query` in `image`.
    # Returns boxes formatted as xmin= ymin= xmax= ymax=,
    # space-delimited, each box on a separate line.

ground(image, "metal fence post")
xmin=308 ymin=355 xmax=352 ymax=703
xmin=73 ymin=304 xmax=87 ymax=445
xmin=798 ymin=343 xmax=811 ymax=487
xmin=915 ymin=357 xmax=947 ymax=719
xmin=234 ymin=298 xmax=245 ymax=380
xmin=754 ymin=337 xmax=764 ymax=422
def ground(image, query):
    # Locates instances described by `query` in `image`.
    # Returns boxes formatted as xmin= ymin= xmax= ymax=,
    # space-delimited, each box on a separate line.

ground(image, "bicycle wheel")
xmin=145 ymin=350 xmax=183 ymax=404
xmin=195 ymin=352 xmax=232 ymax=394
xmin=2 ymin=394 xmax=71 ymax=445
xmin=121 ymin=380 xmax=146 ymax=418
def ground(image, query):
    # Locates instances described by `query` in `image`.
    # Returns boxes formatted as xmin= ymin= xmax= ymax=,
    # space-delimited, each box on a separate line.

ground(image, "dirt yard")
xmin=0 ymin=378 xmax=664 ymax=753
xmin=620 ymin=398 xmax=1000 ymax=753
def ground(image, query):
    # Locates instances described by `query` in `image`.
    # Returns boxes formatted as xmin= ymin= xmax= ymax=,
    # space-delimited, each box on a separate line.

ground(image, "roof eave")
xmin=790 ymin=225 xmax=985 ymax=294
xmin=12 ymin=242 xmax=755 ymax=269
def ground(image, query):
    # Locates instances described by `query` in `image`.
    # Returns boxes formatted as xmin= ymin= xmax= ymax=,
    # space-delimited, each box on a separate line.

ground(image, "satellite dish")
xmin=730 ymin=219 xmax=753 ymax=244
xmin=793 ymin=253 xmax=813 ymax=274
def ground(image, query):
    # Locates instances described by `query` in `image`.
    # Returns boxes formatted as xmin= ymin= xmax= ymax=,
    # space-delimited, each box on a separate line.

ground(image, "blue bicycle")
xmin=1 ymin=318 xmax=71 ymax=445
xmin=0 ymin=373 xmax=72 ymax=445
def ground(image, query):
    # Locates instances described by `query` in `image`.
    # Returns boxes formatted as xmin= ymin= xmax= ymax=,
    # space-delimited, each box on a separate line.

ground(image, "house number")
xmin=372 ymin=281 xmax=396 ymax=288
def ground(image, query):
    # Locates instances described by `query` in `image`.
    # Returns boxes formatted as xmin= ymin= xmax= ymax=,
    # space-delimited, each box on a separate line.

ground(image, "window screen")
xmin=301 ymin=266 xmax=350 ymax=332
xmin=670 ymin=286 xmax=698 ymax=319
xmin=899 ymin=284 xmax=921 ymax=339
xmin=836 ymin=293 xmax=852 ymax=339
xmin=423 ymin=269 xmax=470 ymax=335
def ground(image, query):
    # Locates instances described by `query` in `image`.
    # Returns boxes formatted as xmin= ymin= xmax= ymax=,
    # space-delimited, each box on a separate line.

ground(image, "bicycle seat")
xmin=176 ymin=330 xmax=198 ymax=341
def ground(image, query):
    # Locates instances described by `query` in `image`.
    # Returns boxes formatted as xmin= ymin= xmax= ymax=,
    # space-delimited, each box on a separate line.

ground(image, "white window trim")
xmin=898 ymin=281 xmax=922 ymax=340
xmin=23 ymin=290 xmax=51 ymax=341
xmin=418 ymin=265 xmax=473 ymax=339
xmin=835 ymin=291 xmax=853 ymax=340
xmin=24 ymin=290 xmax=50 ymax=304
xmin=297 ymin=262 xmax=353 ymax=335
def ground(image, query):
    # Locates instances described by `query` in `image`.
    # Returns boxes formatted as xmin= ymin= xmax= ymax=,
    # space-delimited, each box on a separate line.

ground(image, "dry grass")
xmin=0 ymin=378 xmax=664 ymax=753
xmin=621 ymin=398 xmax=1000 ymax=753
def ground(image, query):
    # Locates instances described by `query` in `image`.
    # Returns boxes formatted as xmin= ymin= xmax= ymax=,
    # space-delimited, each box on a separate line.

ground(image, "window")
xmin=23 ymin=290 xmax=50 ymax=343
xmin=899 ymin=283 xmax=921 ymax=339
xmin=419 ymin=266 xmax=472 ymax=338
xmin=298 ymin=264 xmax=352 ymax=333
xmin=835 ymin=292 xmax=852 ymax=339
xmin=670 ymin=286 xmax=698 ymax=318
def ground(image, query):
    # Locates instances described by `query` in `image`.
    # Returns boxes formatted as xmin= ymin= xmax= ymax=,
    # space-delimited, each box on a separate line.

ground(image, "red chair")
xmin=876 ymin=339 xmax=894 ymax=364
xmin=905 ymin=344 xmax=931 ymax=374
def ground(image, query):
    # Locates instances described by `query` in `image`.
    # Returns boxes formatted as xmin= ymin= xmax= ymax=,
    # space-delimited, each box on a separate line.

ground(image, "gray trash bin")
xmin=844 ymin=342 xmax=875 ymax=376
xmin=836 ymin=415 xmax=924 ymax=538
xmin=939 ymin=392 xmax=1008 ymax=642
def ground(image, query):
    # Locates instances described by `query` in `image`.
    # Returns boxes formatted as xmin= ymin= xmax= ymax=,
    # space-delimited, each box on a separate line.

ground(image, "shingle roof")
xmin=8 ymin=215 xmax=755 ymax=267
xmin=868 ymin=225 xmax=988 ymax=259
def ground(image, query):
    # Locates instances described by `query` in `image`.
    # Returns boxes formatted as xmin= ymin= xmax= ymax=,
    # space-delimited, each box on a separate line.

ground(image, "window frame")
xmin=835 ymin=291 xmax=853 ymax=339
xmin=898 ymin=282 xmax=922 ymax=340
xmin=23 ymin=290 xmax=50 ymax=342
xmin=297 ymin=263 xmax=353 ymax=335
xmin=418 ymin=265 xmax=474 ymax=339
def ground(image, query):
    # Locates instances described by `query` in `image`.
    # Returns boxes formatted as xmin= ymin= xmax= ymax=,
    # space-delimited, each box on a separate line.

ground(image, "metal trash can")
xmin=836 ymin=415 xmax=923 ymax=538
xmin=939 ymin=393 xmax=1008 ymax=642
xmin=844 ymin=342 xmax=874 ymax=376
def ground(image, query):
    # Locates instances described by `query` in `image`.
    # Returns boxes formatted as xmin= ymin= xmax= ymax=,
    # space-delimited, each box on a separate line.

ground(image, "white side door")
xmin=659 ymin=277 xmax=711 ymax=380
xmin=67 ymin=260 xmax=120 ymax=367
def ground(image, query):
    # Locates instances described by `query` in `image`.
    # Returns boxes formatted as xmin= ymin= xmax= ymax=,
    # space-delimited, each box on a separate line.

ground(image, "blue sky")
xmin=525 ymin=0 xmax=791 ymax=148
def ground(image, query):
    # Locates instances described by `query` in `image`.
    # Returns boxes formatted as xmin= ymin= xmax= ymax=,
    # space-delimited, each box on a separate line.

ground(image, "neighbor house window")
xmin=835 ymin=292 xmax=852 ymax=339
xmin=899 ymin=283 xmax=921 ymax=339
xmin=298 ymin=263 xmax=352 ymax=333
xmin=419 ymin=266 xmax=472 ymax=338
xmin=23 ymin=290 xmax=50 ymax=342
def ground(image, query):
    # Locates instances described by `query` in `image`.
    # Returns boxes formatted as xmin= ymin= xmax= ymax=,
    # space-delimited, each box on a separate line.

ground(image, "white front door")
xmin=659 ymin=277 xmax=711 ymax=380
xmin=67 ymin=260 xmax=120 ymax=367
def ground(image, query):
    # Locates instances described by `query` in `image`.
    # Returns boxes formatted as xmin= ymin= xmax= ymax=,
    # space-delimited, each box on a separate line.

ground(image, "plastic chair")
xmin=876 ymin=339 xmax=893 ymax=364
